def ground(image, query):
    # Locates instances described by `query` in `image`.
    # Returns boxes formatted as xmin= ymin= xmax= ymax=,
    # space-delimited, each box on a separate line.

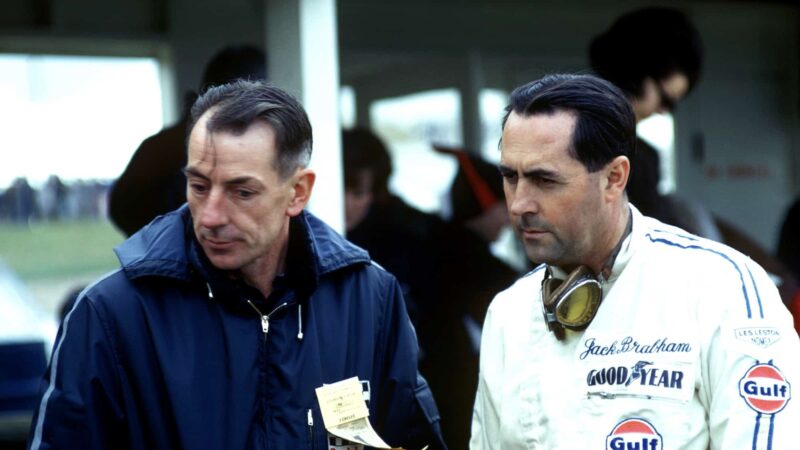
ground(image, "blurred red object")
xmin=792 ymin=289 xmax=800 ymax=334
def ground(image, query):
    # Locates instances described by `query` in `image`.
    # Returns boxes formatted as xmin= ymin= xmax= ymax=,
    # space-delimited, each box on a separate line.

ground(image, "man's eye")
xmin=189 ymin=183 xmax=208 ymax=193
xmin=237 ymin=189 xmax=255 ymax=199
xmin=535 ymin=178 xmax=560 ymax=188
xmin=501 ymin=172 xmax=518 ymax=183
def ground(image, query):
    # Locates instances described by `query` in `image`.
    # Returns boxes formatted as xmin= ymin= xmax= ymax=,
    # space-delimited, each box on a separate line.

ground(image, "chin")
xmin=205 ymin=254 xmax=244 ymax=272
xmin=524 ymin=248 xmax=557 ymax=267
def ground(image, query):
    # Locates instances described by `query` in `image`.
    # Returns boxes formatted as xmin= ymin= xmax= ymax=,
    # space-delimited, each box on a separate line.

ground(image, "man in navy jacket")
xmin=28 ymin=80 xmax=445 ymax=450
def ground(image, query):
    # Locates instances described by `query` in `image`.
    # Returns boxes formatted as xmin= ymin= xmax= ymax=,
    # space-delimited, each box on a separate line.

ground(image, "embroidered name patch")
xmin=579 ymin=336 xmax=692 ymax=360
xmin=734 ymin=327 xmax=781 ymax=349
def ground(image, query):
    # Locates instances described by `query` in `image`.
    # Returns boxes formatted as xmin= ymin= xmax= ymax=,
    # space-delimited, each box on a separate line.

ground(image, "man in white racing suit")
xmin=471 ymin=73 xmax=800 ymax=450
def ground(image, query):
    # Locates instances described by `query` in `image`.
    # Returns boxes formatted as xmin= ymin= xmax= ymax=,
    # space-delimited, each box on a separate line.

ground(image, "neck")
xmin=238 ymin=218 xmax=291 ymax=299
xmin=588 ymin=203 xmax=631 ymax=278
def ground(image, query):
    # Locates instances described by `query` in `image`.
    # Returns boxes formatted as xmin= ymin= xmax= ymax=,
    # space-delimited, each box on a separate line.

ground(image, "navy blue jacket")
xmin=28 ymin=206 xmax=444 ymax=450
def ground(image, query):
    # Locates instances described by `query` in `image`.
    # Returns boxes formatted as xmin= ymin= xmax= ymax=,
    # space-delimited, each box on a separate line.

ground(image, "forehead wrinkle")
xmin=188 ymin=111 xmax=219 ymax=172
xmin=202 ymin=133 xmax=219 ymax=170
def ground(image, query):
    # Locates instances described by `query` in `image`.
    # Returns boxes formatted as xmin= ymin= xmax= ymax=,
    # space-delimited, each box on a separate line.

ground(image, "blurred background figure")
xmin=778 ymin=198 xmax=800 ymax=285
xmin=108 ymin=44 xmax=266 ymax=237
xmin=425 ymin=145 xmax=519 ymax=450
xmin=1 ymin=178 xmax=36 ymax=226
xmin=342 ymin=128 xmax=521 ymax=449
xmin=590 ymin=6 xmax=705 ymax=232
xmin=343 ymin=127 xmax=444 ymax=332
xmin=37 ymin=176 xmax=67 ymax=222
xmin=777 ymin=197 xmax=800 ymax=330
xmin=590 ymin=6 xmax=798 ymax=304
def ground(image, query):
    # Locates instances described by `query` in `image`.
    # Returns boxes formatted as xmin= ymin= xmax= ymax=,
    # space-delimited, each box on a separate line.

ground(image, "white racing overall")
xmin=471 ymin=206 xmax=800 ymax=450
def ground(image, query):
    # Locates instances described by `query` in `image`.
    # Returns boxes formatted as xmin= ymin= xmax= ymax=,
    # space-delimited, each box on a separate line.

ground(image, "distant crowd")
xmin=0 ymin=175 xmax=111 ymax=224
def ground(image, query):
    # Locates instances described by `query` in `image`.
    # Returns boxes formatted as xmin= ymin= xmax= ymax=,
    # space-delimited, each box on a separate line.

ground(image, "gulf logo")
xmin=738 ymin=362 xmax=791 ymax=414
xmin=605 ymin=418 xmax=663 ymax=450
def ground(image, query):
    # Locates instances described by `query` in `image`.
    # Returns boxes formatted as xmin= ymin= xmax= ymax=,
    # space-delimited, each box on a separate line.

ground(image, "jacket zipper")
xmin=245 ymin=300 xmax=290 ymax=447
xmin=307 ymin=408 xmax=314 ymax=449
xmin=247 ymin=300 xmax=289 ymax=341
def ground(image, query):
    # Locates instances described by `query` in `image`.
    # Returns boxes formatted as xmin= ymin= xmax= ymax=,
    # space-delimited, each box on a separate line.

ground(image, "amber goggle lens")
xmin=553 ymin=278 xmax=602 ymax=328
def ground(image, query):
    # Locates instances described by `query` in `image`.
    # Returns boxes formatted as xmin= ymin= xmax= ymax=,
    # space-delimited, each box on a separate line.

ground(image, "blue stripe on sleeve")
xmin=645 ymin=232 xmax=753 ymax=319
xmin=767 ymin=413 xmax=775 ymax=450
xmin=745 ymin=264 xmax=764 ymax=319
xmin=752 ymin=412 xmax=761 ymax=450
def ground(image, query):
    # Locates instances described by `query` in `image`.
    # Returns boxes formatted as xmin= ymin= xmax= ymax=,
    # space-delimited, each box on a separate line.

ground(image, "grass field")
xmin=0 ymin=219 xmax=125 ymax=313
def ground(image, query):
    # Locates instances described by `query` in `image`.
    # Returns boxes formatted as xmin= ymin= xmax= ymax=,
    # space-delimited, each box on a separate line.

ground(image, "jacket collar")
xmin=114 ymin=205 xmax=370 ymax=293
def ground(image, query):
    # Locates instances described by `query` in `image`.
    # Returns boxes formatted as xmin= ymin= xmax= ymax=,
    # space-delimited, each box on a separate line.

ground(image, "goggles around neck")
xmin=541 ymin=265 xmax=602 ymax=340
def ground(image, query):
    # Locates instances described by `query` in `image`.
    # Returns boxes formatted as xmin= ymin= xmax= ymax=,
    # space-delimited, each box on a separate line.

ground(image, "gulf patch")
xmin=739 ymin=362 xmax=791 ymax=414
xmin=606 ymin=418 xmax=663 ymax=450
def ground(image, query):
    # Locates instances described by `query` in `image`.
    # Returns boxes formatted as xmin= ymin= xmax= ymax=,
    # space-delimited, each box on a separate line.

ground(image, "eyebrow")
xmin=183 ymin=167 xmax=261 ymax=187
xmin=183 ymin=167 xmax=208 ymax=180
xmin=498 ymin=164 xmax=562 ymax=180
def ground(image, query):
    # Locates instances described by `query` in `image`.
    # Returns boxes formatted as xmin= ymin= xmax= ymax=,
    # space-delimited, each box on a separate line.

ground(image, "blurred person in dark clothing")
xmin=341 ymin=130 xmax=519 ymax=449
xmin=3 ymin=178 xmax=36 ymax=224
xmin=778 ymin=197 xmax=800 ymax=284
xmin=590 ymin=7 xmax=798 ymax=303
xmin=777 ymin=197 xmax=800 ymax=329
xmin=426 ymin=145 xmax=519 ymax=450
xmin=109 ymin=44 xmax=266 ymax=236
xmin=343 ymin=128 xmax=444 ymax=327
xmin=590 ymin=7 xmax=703 ymax=229
xmin=432 ymin=145 xmax=519 ymax=325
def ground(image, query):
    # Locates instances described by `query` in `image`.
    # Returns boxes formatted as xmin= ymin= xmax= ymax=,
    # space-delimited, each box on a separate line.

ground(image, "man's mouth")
xmin=519 ymin=228 xmax=547 ymax=238
xmin=204 ymin=238 xmax=235 ymax=250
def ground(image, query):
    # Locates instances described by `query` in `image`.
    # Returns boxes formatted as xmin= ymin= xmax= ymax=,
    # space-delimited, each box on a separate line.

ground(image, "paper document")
xmin=315 ymin=376 xmax=392 ymax=448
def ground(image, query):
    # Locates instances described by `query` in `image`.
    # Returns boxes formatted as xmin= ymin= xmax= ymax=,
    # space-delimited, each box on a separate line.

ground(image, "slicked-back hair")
xmin=502 ymin=74 xmax=636 ymax=173
xmin=189 ymin=80 xmax=312 ymax=179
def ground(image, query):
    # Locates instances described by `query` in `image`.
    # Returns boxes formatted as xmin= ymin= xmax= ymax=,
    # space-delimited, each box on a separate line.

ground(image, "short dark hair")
xmin=502 ymin=74 xmax=636 ymax=172
xmin=342 ymin=128 xmax=393 ymax=200
xmin=189 ymin=80 xmax=312 ymax=179
xmin=589 ymin=7 xmax=704 ymax=98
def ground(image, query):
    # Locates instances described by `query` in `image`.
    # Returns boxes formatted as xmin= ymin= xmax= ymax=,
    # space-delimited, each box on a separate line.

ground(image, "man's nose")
xmin=198 ymin=189 xmax=228 ymax=228
xmin=508 ymin=181 xmax=539 ymax=217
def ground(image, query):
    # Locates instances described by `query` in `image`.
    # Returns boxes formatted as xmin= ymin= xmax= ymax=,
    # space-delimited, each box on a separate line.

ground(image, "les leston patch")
xmin=722 ymin=321 xmax=784 ymax=358
xmin=606 ymin=418 xmax=663 ymax=450
xmin=738 ymin=362 xmax=791 ymax=414
xmin=734 ymin=327 xmax=781 ymax=348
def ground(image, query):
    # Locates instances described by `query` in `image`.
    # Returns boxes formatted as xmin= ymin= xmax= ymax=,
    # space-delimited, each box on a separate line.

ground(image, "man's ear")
xmin=286 ymin=168 xmax=316 ymax=217
xmin=604 ymin=155 xmax=630 ymax=202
